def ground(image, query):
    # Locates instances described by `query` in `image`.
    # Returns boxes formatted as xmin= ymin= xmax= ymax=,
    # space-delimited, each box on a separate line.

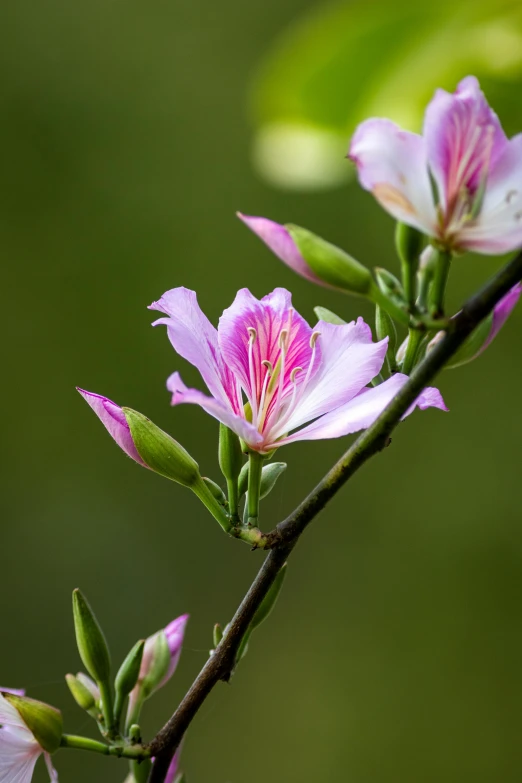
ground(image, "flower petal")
xmin=482 ymin=282 xmax=522 ymax=351
xmin=167 ymin=372 xmax=263 ymax=449
xmin=237 ymin=214 xmax=325 ymax=286
xmin=271 ymin=318 xmax=388 ymax=438
xmin=149 ymin=288 xmax=237 ymax=409
xmin=424 ymin=76 xmax=507 ymax=214
xmin=44 ymin=752 xmax=59 ymax=782
xmin=218 ymin=288 xmax=315 ymax=404
xmin=349 ymin=119 xmax=437 ymax=234
xmin=459 ymin=134 xmax=522 ymax=254
xmin=0 ymin=726 xmax=40 ymax=783
xmin=279 ymin=374 xmax=447 ymax=444
xmin=0 ymin=694 xmax=26 ymax=729
xmin=164 ymin=747 xmax=182 ymax=783
xmin=77 ymin=389 xmax=147 ymax=467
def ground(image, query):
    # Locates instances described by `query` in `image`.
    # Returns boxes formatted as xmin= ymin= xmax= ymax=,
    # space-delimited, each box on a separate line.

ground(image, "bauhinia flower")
xmin=127 ymin=614 xmax=189 ymax=724
xmin=149 ymin=287 xmax=446 ymax=454
xmin=0 ymin=692 xmax=61 ymax=782
xmin=349 ymin=76 xmax=522 ymax=254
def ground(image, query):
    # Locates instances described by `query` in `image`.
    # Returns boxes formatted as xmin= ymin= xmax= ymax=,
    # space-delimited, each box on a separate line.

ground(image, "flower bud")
xmin=287 ymin=224 xmax=373 ymax=295
xmin=115 ymin=640 xmax=145 ymax=702
xmin=313 ymin=306 xmax=346 ymax=325
xmin=375 ymin=305 xmax=397 ymax=356
xmin=130 ymin=615 xmax=189 ymax=703
xmin=218 ymin=424 xmax=243 ymax=483
xmin=123 ymin=408 xmax=200 ymax=488
xmin=66 ymin=673 xmax=98 ymax=712
xmin=238 ymin=461 xmax=287 ymax=500
xmin=3 ymin=693 xmax=63 ymax=754
xmin=77 ymin=389 xmax=147 ymax=466
xmin=72 ymin=589 xmax=111 ymax=685
xmin=374 ymin=267 xmax=405 ymax=304
xmin=213 ymin=623 xmax=223 ymax=648
xmin=202 ymin=477 xmax=227 ymax=506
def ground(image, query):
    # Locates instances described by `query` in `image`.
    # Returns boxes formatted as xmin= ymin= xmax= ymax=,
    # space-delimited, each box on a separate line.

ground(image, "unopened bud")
xmin=202 ymin=477 xmax=227 ymax=506
xmin=115 ymin=640 xmax=145 ymax=701
xmin=72 ymin=589 xmax=111 ymax=685
xmin=375 ymin=305 xmax=397 ymax=355
xmin=4 ymin=693 xmax=63 ymax=754
xmin=123 ymin=408 xmax=200 ymax=488
xmin=66 ymin=673 xmax=97 ymax=712
xmin=238 ymin=461 xmax=287 ymax=501
xmin=213 ymin=623 xmax=223 ymax=648
xmin=287 ymin=225 xmax=373 ymax=295
xmin=395 ymin=222 xmax=424 ymax=269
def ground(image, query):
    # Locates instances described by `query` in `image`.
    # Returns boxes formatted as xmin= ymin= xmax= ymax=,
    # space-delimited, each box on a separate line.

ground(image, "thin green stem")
xmin=60 ymin=734 xmax=151 ymax=760
xmin=247 ymin=452 xmax=264 ymax=527
xmin=125 ymin=691 xmax=145 ymax=737
xmin=429 ymin=250 xmax=452 ymax=317
xmin=226 ymin=478 xmax=240 ymax=523
xmin=191 ymin=477 xmax=232 ymax=533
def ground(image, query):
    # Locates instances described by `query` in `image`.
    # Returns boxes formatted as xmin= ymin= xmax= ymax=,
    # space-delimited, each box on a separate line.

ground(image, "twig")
xmin=147 ymin=251 xmax=522 ymax=782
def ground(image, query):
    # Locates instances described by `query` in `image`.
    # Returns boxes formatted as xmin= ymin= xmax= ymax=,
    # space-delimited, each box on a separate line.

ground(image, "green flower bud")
xmin=238 ymin=461 xmax=287 ymax=501
xmin=201 ymin=477 xmax=227 ymax=506
xmin=374 ymin=267 xmax=405 ymax=303
xmin=123 ymin=408 xmax=200 ymax=488
xmin=287 ymin=225 xmax=373 ymax=296
xmin=115 ymin=640 xmax=145 ymax=701
xmin=313 ymin=306 xmax=346 ymax=325
xmin=140 ymin=632 xmax=171 ymax=700
xmin=218 ymin=424 xmax=243 ymax=482
xmin=65 ymin=673 xmax=97 ymax=712
xmin=4 ymin=693 xmax=63 ymax=753
xmin=395 ymin=222 xmax=424 ymax=307
xmin=375 ymin=305 xmax=397 ymax=355
xmin=237 ymin=462 xmax=250 ymax=499
xmin=72 ymin=589 xmax=111 ymax=685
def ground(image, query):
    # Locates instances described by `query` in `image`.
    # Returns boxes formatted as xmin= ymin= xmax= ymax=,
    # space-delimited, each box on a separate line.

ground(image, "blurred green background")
xmin=2 ymin=0 xmax=522 ymax=781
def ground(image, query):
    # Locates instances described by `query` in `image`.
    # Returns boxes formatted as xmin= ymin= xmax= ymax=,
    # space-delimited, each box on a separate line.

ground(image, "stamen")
xmin=247 ymin=326 xmax=258 ymax=424
xmin=310 ymin=330 xmax=321 ymax=348
xmin=261 ymin=360 xmax=273 ymax=374
xmin=506 ymin=190 xmax=519 ymax=205
xmin=290 ymin=366 xmax=303 ymax=383
xmin=279 ymin=329 xmax=289 ymax=349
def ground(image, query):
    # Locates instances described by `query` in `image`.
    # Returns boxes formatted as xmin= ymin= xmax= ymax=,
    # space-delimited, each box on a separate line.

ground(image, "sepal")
xmin=3 ymin=693 xmax=63 ymax=754
xmin=123 ymin=408 xmax=201 ymax=488
xmin=313 ymin=306 xmax=346 ymax=325
xmin=72 ymin=589 xmax=111 ymax=685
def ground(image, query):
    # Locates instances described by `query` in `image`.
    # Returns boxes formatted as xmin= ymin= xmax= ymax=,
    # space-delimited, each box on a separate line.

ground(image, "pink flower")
xmin=164 ymin=746 xmax=182 ymax=783
xmin=349 ymin=76 xmax=522 ymax=254
xmin=149 ymin=287 xmax=446 ymax=454
xmin=0 ymin=693 xmax=59 ymax=783
xmin=77 ymin=389 xmax=147 ymax=466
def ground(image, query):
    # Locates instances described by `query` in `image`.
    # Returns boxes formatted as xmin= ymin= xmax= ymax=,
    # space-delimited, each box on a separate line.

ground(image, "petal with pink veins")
xmin=272 ymin=318 xmax=388 ymax=438
xmin=459 ymin=134 xmax=522 ymax=254
xmin=279 ymin=374 xmax=447 ymax=444
xmin=349 ymin=119 xmax=437 ymax=234
xmin=218 ymin=288 xmax=315 ymax=403
xmin=424 ymin=76 xmax=507 ymax=213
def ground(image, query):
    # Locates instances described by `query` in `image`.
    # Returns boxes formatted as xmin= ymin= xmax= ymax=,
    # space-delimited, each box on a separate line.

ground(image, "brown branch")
xmin=147 ymin=251 xmax=522 ymax=782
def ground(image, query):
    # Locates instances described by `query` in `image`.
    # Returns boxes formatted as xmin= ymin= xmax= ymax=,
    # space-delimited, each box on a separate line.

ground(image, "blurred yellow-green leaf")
xmin=249 ymin=0 xmax=522 ymax=190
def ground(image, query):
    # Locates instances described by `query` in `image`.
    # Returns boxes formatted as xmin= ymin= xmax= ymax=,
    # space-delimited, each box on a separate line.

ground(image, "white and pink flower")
xmin=349 ymin=76 xmax=522 ymax=254
xmin=149 ymin=287 xmax=446 ymax=454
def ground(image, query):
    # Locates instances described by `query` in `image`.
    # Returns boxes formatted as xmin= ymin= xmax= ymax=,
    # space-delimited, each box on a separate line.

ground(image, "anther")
xmin=506 ymin=189 xmax=519 ymax=205
xmin=279 ymin=329 xmax=289 ymax=349
xmin=262 ymin=360 xmax=273 ymax=374
xmin=247 ymin=327 xmax=257 ymax=342
xmin=290 ymin=367 xmax=303 ymax=383
xmin=310 ymin=331 xmax=321 ymax=348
